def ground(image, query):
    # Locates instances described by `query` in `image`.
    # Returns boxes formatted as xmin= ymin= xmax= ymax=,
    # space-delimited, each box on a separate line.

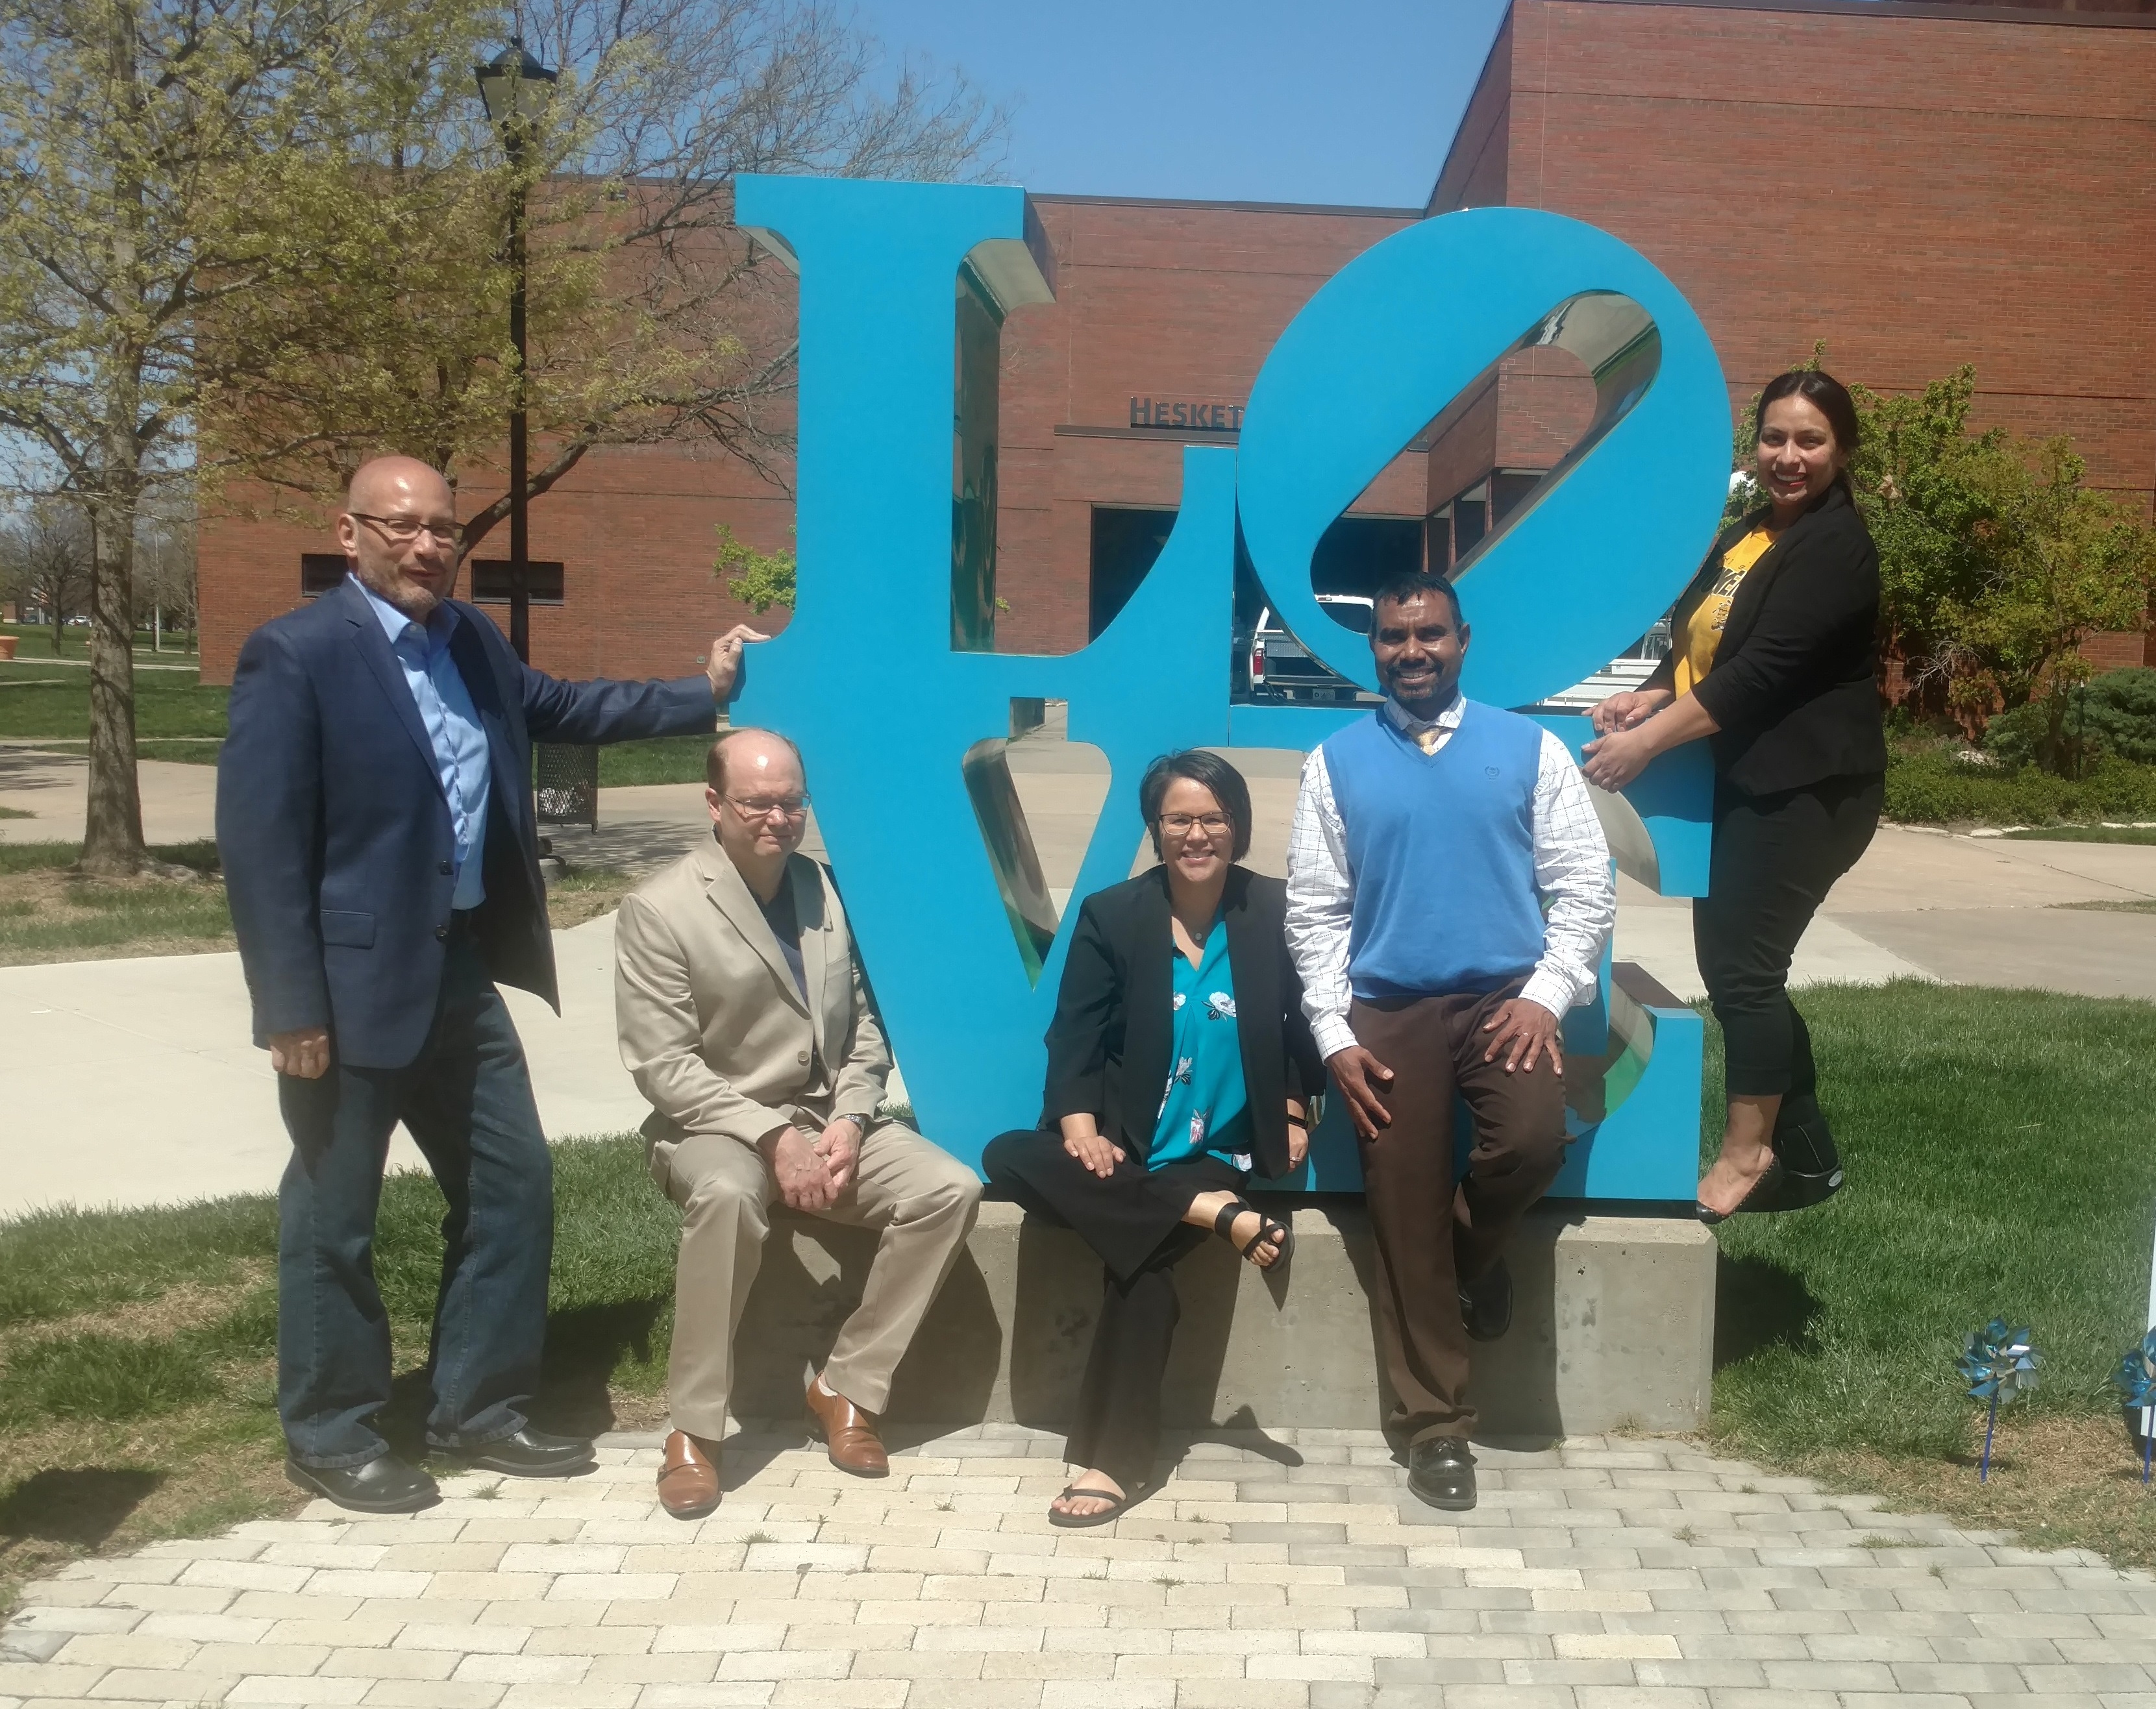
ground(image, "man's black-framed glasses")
xmin=351 ymin=511 xmax=465 ymax=548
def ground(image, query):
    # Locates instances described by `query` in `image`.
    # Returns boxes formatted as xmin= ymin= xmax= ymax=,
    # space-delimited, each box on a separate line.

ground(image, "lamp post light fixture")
xmin=473 ymin=38 xmax=558 ymax=665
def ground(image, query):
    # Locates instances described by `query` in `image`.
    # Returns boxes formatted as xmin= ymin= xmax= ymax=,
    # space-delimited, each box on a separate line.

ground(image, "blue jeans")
xmin=275 ymin=931 xmax=554 ymax=1468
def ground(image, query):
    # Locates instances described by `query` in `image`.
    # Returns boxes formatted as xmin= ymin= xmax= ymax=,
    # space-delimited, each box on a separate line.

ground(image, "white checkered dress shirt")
xmin=1285 ymin=695 xmax=1617 ymax=1061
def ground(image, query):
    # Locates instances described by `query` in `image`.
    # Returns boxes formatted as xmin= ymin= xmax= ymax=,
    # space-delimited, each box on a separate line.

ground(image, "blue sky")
xmin=854 ymin=0 xmax=1513 ymax=208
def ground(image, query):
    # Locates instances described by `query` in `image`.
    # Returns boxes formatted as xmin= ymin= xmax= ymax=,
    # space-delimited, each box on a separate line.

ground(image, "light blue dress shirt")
xmin=352 ymin=576 xmax=493 ymax=909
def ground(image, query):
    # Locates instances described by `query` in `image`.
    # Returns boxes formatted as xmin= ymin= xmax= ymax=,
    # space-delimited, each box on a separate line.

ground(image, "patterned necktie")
xmin=1415 ymin=724 xmax=1444 ymax=756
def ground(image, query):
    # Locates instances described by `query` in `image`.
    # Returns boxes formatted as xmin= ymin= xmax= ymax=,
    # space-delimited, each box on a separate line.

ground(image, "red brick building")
xmin=197 ymin=0 xmax=2156 ymax=683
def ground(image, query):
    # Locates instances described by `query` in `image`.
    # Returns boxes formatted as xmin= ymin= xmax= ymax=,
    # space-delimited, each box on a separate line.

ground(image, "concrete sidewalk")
xmin=6 ymin=1422 xmax=2152 ymax=1708
xmin=0 ymin=917 xmax=649 ymax=1221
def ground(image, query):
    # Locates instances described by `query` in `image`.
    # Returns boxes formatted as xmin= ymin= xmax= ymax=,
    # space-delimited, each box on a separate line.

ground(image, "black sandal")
xmin=1213 ymin=1198 xmax=1294 ymax=1267
xmin=1048 ymin=1482 xmax=1137 ymax=1529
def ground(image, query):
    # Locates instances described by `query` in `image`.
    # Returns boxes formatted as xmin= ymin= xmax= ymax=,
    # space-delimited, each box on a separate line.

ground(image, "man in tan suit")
xmin=615 ymin=728 xmax=981 ymax=1517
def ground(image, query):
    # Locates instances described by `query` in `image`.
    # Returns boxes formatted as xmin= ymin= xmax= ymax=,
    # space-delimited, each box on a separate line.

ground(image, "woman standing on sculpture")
xmin=984 ymin=750 xmax=1324 ymax=1526
xmin=1582 ymin=369 xmax=1887 ymax=1222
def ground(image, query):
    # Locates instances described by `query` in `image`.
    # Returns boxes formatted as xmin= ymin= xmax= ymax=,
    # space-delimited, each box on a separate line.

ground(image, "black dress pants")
xmin=983 ymin=1128 xmax=1241 ymax=1491
xmin=1693 ymin=773 xmax=1883 ymax=1100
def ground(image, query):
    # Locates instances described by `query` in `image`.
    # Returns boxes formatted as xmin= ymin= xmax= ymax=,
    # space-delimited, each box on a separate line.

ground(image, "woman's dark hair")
xmin=1139 ymin=750 xmax=1252 ymax=862
xmin=1754 ymin=369 xmax=1861 ymax=497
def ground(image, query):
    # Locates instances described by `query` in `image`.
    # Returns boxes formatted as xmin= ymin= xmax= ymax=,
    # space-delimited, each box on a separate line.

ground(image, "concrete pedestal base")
xmin=730 ymin=1199 xmax=1714 ymax=1440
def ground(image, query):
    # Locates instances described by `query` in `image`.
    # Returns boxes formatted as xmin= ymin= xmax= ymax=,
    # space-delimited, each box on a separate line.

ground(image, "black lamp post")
xmin=474 ymin=38 xmax=557 ymax=665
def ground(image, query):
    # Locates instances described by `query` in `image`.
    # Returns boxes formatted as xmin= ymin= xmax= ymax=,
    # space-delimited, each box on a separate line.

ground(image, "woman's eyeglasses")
xmin=1158 ymin=813 xmax=1232 ymax=836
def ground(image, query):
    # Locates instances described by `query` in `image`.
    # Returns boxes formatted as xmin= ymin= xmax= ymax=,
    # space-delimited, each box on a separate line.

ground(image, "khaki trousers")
xmin=1351 ymin=985 xmax=1570 ymax=1446
xmin=648 ymin=1120 xmax=981 ymax=1440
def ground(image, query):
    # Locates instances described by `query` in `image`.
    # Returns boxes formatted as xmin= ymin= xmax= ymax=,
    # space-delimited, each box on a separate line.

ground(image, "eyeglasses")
xmin=350 ymin=511 xmax=465 ymax=548
xmin=725 ymin=793 xmax=810 ymax=820
xmin=1158 ymin=813 xmax=1233 ymax=836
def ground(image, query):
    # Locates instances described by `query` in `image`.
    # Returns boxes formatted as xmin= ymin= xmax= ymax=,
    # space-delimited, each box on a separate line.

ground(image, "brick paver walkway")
xmin=5 ymin=1425 xmax=2154 ymax=1707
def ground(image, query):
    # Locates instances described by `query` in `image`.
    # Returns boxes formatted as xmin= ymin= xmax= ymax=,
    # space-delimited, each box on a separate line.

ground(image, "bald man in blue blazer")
xmin=217 ymin=454 xmax=762 ymax=1513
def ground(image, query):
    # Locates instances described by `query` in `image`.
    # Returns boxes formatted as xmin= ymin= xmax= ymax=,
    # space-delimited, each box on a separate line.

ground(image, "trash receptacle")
xmin=534 ymin=743 xmax=599 ymax=832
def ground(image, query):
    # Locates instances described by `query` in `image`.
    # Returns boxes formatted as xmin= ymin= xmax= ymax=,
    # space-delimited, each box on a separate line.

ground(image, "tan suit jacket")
xmin=613 ymin=838 xmax=889 ymax=1151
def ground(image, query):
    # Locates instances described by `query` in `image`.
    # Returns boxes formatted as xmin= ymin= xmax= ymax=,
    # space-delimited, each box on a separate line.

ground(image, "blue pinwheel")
xmin=2113 ymin=1329 xmax=2156 ymax=1485
xmin=1957 ymin=1319 xmax=2040 ymax=1482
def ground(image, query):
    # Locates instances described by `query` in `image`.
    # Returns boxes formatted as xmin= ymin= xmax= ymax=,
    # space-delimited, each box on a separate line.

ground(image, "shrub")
xmin=2075 ymin=669 xmax=2156 ymax=766
xmin=1981 ymin=668 xmax=2156 ymax=776
xmin=1887 ymin=745 xmax=2156 ymax=825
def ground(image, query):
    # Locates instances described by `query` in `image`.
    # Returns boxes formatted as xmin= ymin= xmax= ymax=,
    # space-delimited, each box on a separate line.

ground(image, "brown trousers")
xmin=1351 ymin=985 xmax=1570 ymax=1445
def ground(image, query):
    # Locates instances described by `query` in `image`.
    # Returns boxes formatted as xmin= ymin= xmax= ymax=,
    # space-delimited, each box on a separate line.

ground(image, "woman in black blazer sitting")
xmin=1582 ymin=369 xmax=1887 ymax=1223
xmin=984 ymin=750 xmax=1324 ymax=1527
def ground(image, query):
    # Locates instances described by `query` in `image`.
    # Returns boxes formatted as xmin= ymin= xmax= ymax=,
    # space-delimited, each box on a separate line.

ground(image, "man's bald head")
xmin=347 ymin=454 xmax=454 ymax=519
xmin=336 ymin=455 xmax=462 ymax=620
xmin=706 ymin=728 xmax=804 ymax=795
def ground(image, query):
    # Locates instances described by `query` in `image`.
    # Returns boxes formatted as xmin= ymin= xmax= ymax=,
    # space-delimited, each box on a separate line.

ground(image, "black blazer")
xmin=217 ymin=577 xmax=716 ymax=1069
xmin=1654 ymin=482 xmax=1888 ymax=796
xmin=1040 ymin=865 xmax=1324 ymax=1181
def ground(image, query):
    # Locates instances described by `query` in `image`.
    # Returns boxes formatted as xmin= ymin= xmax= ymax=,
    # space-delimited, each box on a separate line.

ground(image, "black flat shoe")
xmin=1696 ymin=1157 xmax=1785 ymax=1227
xmin=287 ymin=1453 xmax=440 ymax=1514
xmin=447 ymin=1427 xmax=597 ymax=1478
xmin=1407 ymin=1437 xmax=1476 ymax=1510
xmin=1458 ymin=1257 xmax=1513 ymax=1343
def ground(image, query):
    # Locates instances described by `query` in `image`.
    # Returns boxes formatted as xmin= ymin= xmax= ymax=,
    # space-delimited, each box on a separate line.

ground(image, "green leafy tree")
xmin=713 ymin=523 xmax=794 ymax=613
xmin=1948 ymin=437 xmax=2156 ymax=768
xmin=218 ymin=0 xmax=1011 ymax=556
xmin=0 ymin=0 xmax=495 ymax=873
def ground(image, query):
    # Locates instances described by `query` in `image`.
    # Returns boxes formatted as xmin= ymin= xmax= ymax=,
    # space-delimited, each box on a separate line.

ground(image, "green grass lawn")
xmin=0 ymin=842 xmax=232 ymax=966
xmin=0 ymin=672 xmax=227 ymax=742
xmin=1 ymin=623 xmax=196 ymax=664
xmin=0 ymin=842 xmax=627 ymax=966
xmin=599 ymin=734 xmax=715 ymax=787
xmin=1707 ymin=980 xmax=2156 ymax=1562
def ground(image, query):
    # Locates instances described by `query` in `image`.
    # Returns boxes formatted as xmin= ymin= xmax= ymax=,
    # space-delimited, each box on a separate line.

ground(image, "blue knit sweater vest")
xmin=1322 ymin=701 xmax=1546 ymax=1000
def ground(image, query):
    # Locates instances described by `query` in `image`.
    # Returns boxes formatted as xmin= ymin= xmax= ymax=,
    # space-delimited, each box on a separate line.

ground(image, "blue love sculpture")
xmin=730 ymin=173 xmax=1729 ymax=1200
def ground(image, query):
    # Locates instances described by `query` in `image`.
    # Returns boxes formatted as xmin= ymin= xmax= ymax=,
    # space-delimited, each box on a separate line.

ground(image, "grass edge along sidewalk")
xmin=3 ymin=979 xmax=2156 ymax=1613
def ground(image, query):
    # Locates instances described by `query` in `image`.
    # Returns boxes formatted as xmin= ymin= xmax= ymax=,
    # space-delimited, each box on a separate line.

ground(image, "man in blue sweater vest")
xmin=1285 ymin=571 xmax=1615 ymax=1509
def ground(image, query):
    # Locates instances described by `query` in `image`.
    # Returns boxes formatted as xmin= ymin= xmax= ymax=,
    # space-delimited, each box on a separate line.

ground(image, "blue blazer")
xmin=217 ymin=576 xmax=716 ymax=1068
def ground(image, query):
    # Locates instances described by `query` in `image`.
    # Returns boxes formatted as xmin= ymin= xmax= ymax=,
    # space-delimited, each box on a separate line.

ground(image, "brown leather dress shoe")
xmin=656 ymin=1431 xmax=722 ymax=1519
xmin=804 ymin=1374 xmax=889 ymax=1477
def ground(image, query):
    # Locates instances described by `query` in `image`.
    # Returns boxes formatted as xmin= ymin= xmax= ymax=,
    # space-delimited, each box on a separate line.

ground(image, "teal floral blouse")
xmin=1148 ymin=913 xmax=1252 ymax=1172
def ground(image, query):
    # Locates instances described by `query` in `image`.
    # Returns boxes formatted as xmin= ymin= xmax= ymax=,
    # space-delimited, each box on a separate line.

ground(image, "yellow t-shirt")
xmin=1674 ymin=526 xmax=1775 ymax=696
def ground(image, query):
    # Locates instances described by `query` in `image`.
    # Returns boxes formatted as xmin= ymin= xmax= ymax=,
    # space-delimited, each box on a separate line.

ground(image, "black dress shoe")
xmin=287 ymin=1453 xmax=440 ymax=1514
xmin=1765 ymin=1100 xmax=1844 ymax=1212
xmin=449 ymin=1428 xmax=597 ymax=1478
xmin=1458 ymin=1257 xmax=1513 ymax=1343
xmin=1407 ymin=1436 xmax=1476 ymax=1510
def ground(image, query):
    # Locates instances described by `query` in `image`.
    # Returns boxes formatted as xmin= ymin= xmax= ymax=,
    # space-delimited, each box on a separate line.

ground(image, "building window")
xmin=1089 ymin=508 xmax=1176 ymax=639
xmin=467 ymin=559 xmax=565 ymax=604
xmin=300 ymin=554 xmax=345 ymax=596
